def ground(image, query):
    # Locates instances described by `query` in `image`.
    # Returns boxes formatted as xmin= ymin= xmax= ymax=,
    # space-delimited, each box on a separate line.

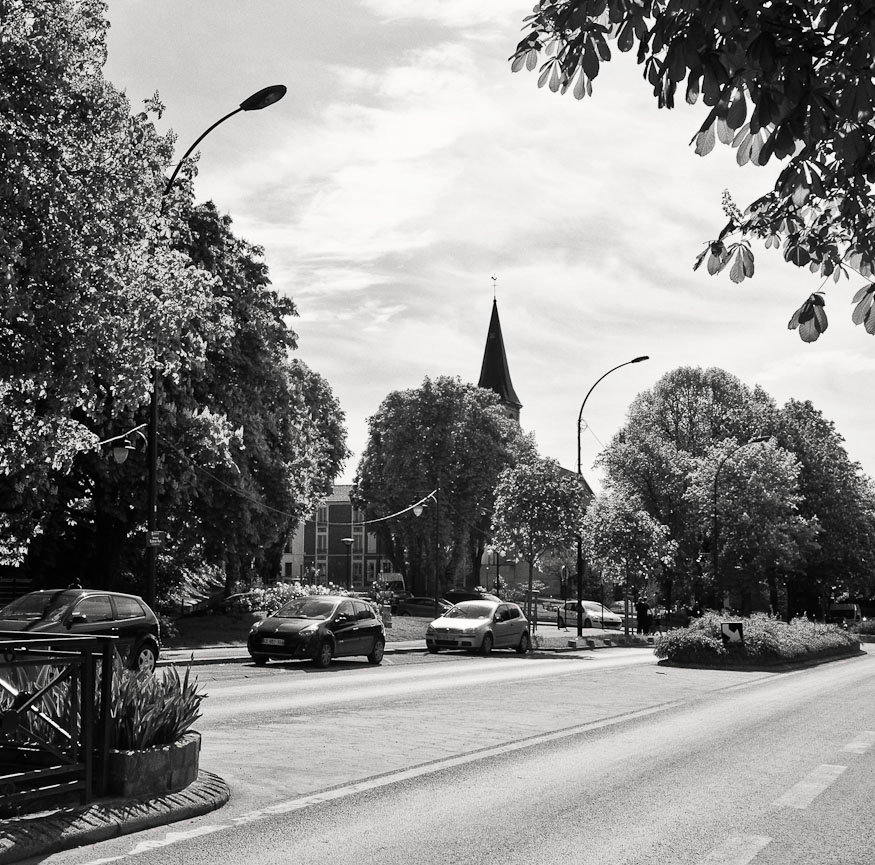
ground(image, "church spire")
xmin=478 ymin=297 xmax=522 ymax=422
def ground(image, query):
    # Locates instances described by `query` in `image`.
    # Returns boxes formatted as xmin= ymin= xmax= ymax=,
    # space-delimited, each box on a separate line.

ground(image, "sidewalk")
xmin=0 ymin=628 xmax=652 ymax=863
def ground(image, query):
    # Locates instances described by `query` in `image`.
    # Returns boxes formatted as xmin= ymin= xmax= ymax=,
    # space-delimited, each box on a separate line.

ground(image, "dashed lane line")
xmin=697 ymin=835 xmax=771 ymax=865
xmin=842 ymin=730 xmax=875 ymax=754
xmin=772 ymin=763 xmax=847 ymax=809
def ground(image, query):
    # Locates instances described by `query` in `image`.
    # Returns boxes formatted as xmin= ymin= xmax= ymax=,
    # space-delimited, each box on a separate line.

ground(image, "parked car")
xmin=826 ymin=603 xmax=864 ymax=627
xmin=556 ymin=601 xmax=622 ymax=629
xmin=395 ymin=596 xmax=452 ymax=617
xmin=247 ymin=595 xmax=385 ymax=667
xmin=426 ymin=599 xmax=530 ymax=655
xmin=0 ymin=589 xmax=161 ymax=672
xmin=442 ymin=590 xmax=501 ymax=605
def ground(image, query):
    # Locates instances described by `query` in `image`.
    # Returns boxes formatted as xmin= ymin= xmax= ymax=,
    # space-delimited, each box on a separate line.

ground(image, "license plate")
xmin=262 ymin=637 xmax=284 ymax=646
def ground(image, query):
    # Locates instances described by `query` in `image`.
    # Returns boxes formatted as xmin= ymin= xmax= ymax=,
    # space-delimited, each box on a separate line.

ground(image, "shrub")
xmin=851 ymin=619 xmax=875 ymax=635
xmin=656 ymin=612 xmax=858 ymax=665
xmin=225 ymin=581 xmax=347 ymax=614
xmin=109 ymin=659 xmax=205 ymax=750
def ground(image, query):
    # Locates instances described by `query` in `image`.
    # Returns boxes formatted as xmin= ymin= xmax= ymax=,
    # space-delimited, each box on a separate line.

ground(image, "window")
xmin=316 ymin=531 xmax=327 ymax=553
xmin=354 ymin=601 xmax=376 ymax=620
xmin=74 ymin=595 xmax=114 ymax=623
xmin=284 ymin=562 xmax=292 ymax=578
xmin=114 ymin=596 xmax=145 ymax=620
xmin=353 ymin=526 xmax=363 ymax=553
xmin=367 ymin=560 xmax=377 ymax=582
xmin=336 ymin=601 xmax=356 ymax=621
xmin=316 ymin=505 xmax=327 ymax=524
xmin=352 ymin=561 xmax=363 ymax=583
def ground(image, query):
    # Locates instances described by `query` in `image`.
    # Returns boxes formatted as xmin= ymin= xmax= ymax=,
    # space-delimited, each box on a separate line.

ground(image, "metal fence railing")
xmin=0 ymin=632 xmax=114 ymax=815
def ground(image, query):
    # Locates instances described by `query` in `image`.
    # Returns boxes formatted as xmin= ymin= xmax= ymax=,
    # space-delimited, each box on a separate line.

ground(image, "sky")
xmin=103 ymin=1 xmax=875 ymax=490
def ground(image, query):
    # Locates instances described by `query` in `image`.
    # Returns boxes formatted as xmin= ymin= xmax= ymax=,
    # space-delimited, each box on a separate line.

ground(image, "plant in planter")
xmin=104 ymin=658 xmax=206 ymax=798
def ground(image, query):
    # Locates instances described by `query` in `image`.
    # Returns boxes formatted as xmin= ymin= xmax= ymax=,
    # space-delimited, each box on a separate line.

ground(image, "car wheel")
xmin=557 ymin=614 xmax=566 ymax=628
xmin=427 ymin=643 xmax=440 ymax=654
xmin=584 ymin=618 xmax=592 ymax=628
xmin=516 ymin=631 xmax=531 ymax=654
xmin=313 ymin=640 xmax=333 ymax=668
xmin=367 ymin=637 xmax=385 ymax=665
xmin=131 ymin=643 xmax=157 ymax=674
xmin=481 ymin=633 xmax=494 ymax=656
xmin=251 ymin=654 xmax=269 ymax=666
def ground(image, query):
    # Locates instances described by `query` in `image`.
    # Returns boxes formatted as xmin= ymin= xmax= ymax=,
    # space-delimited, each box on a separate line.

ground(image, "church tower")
xmin=478 ymin=298 xmax=522 ymax=422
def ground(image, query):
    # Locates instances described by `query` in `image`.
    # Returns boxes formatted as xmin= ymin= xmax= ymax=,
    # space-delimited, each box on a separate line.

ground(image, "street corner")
xmin=0 ymin=770 xmax=230 ymax=864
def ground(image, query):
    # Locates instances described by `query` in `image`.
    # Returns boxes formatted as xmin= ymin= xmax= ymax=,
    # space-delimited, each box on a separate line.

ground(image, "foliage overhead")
xmin=511 ymin=0 xmax=875 ymax=340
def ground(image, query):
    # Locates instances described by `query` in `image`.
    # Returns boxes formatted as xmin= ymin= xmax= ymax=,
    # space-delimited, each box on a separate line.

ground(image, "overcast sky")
xmin=104 ymin=1 xmax=875 ymax=489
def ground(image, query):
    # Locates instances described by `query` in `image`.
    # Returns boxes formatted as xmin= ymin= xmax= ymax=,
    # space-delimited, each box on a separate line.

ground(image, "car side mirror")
xmin=68 ymin=613 xmax=87 ymax=627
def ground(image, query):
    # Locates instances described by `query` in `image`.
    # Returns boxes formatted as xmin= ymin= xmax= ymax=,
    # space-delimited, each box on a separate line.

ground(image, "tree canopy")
xmin=353 ymin=376 xmax=525 ymax=594
xmin=511 ymin=0 xmax=875 ymax=341
xmin=1 ymin=1 xmax=348 ymax=596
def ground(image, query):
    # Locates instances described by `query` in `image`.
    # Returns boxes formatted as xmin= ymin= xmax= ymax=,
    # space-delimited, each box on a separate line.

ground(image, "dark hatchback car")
xmin=248 ymin=595 xmax=386 ymax=668
xmin=0 ymin=589 xmax=161 ymax=672
xmin=395 ymin=596 xmax=452 ymax=618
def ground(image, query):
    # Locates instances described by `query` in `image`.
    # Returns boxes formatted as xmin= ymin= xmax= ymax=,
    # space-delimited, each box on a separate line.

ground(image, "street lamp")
xmin=711 ymin=435 xmax=770 ymax=609
xmin=412 ymin=481 xmax=441 ymax=619
xmin=575 ymin=356 xmax=649 ymax=637
xmin=341 ymin=538 xmax=354 ymax=590
xmin=144 ymin=85 xmax=286 ymax=609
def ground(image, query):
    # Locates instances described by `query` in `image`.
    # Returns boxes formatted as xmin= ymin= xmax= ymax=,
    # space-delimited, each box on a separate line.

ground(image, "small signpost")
xmin=721 ymin=621 xmax=744 ymax=646
xmin=146 ymin=531 xmax=167 ymax=548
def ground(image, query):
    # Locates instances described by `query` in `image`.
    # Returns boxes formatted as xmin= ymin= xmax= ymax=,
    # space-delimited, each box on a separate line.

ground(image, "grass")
xmin=165 ymin=611 xmax=429 ymax=648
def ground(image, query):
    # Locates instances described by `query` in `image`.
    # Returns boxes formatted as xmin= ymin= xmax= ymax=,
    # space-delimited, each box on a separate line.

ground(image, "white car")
xmin=555 ymin=601 xmax=621 ymax=629
xmin=426 ymin=600 xmax=531 ymax=655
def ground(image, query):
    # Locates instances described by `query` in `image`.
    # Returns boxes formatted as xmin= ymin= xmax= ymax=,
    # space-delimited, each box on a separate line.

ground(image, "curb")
xmin=158 ymin=642 xmax=428 ymax=667
xmin=0 ymin=770 xmax=230 ymax=864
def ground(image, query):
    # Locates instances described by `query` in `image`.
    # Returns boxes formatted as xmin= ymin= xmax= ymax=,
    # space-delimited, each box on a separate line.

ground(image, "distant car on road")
xmin=826 ymin=603 xmax=864 ymax=627
xmin=442 ymin=590 xmax=501 ymax=605
xmin=395 ymin=596 xmax=451 ymax=617
xmin=0 ymin=589 xmax=161 ymax=672
xmin=426 ymin=599 xmax=530 ymax=655
xmin=248 ymin=595 xmax=385 ymax=667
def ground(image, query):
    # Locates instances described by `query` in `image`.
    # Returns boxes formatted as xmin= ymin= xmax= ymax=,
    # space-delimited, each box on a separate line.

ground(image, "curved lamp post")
xmin=575 ymin=356 xmax=649 ymax=637
xmin=413 ymin=481 xmax=441 ymax=619
xmin=145 ymin=85 xmax=286 ymax=608
xmin=711 ymin=435 xmax=770 ymax=609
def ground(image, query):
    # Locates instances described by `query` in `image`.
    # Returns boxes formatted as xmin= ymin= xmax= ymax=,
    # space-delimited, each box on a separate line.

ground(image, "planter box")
xmin=107 ymin=731 xmax=200 ymax=799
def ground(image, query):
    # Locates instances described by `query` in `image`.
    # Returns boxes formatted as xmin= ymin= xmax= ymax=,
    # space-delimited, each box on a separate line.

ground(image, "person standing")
xmin=635 ymin=597 xmax=649 ymax=635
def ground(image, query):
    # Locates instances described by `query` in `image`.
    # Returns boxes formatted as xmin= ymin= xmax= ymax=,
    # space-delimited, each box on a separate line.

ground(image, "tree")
xmin=511 ymin=1 xmax=875 ymax=340
xmin=353 ymin=377 xmax=522 ymax=594
xmin=491 ymin=456 xmax=587 ymax=598
xmin=597 ymin=366 xmax=777 ymax=605
xmin=581 ymin=490 xmax=676 ymax=628
xmin=684 ymin=437 xmax=820 ymax=615
xmin=774 ymin=399 xmax=875 ymax=608
xmin=0 ymin=1 xmax=221 ymax=563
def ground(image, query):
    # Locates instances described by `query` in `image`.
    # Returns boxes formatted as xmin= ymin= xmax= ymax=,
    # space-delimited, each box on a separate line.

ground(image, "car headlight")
xmin=459 ymin=628 xmax=475 ymax=636
xmin=299 ymin=624 xmax=318 ymax=635
xmin=426 ymin=626 xmax=435 ymax=635
xmin=249 ymin=620 xmax=262 ymax=633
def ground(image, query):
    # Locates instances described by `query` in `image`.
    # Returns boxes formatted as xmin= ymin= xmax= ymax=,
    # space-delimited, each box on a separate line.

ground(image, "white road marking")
xmin=698 ymin=835 xmax=771 ymax=865
xmin=842 ymin=730 xmax=875 ymax=754
xmin=773 ymin=764 xmax=847 ymax=809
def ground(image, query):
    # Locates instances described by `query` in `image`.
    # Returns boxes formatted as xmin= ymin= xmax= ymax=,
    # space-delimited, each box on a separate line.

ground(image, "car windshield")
xmin=832 ymin=608 xmax=856 ymax=619
xmin=0 ymin=591 xmax=79 ymax=623
xmin=444 ymin=602 xmax=494 ymax=620
xmin=274 ymin=598 xmax=337 ymax=620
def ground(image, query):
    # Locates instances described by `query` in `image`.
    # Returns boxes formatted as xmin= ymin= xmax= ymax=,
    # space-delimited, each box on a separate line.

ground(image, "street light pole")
xmin=144 ymin=85 xmax=286 ymax=609
xmin=575 ymin=356 xmax=649 ymax=637
xmin=341 ymin=538 xmax=354 ymax=589
xmin=711 ymin=435 xmax=769 ymax=609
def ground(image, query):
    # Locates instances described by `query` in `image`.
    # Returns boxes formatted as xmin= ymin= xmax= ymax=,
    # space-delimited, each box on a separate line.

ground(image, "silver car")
xmin=425 ymin=600 xmax=530 ymax=655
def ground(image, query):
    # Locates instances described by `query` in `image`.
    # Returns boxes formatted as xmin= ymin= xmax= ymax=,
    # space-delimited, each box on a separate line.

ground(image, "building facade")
xmin=280 ymin=485 xmax=393 ymax=588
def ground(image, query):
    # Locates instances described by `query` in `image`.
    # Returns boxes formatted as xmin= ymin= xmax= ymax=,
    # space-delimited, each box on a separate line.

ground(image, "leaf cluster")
xmin=511 ymin=0 xmax=875 ymax=339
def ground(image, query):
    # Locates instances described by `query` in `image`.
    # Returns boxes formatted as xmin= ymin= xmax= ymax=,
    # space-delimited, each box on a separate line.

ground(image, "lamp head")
xmin=341 ymin=537 xmax=353 ymax=547
xmin=112 ymin=438 xmax=134 ymax=465
xmin=240 ymin=85 xmax=287 ymax=111
xmin=749 ymin=434 xmax=770 ymax=444
xmin=413 ymin=504 xmax=426 ymax=517
xmin=631 ymin=355 xmax=649 ymax=363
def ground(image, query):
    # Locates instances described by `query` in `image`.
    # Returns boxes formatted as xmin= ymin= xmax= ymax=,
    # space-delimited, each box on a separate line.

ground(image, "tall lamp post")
xmin=575 ymin=356 xmax=649 ymax=637
xmin=145 ymin=85 xmax=286 ymax=609
xmin=712 ymin=435 xmax=770 ymax=609
xmin=412 ymin=478 xmax=441 ymax=619
xmin=341 ymin=538 xmax=354 ymax=590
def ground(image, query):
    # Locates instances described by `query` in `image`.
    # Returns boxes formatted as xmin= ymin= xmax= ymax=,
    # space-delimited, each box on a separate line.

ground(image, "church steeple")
xmin=478 ymin=298 xmax=522 ymax=422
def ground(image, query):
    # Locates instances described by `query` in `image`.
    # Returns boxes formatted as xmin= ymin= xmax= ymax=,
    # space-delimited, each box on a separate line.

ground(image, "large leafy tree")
xmin=1 ymin=3 xmax=349 ymax=595
xmin=353 ymin=377 xmax=522 ymax=594
xmin=512 ymin=1 xmax=875 ymax=340
xmin=774 ymin=399 xmax=875 ymax=608
xmin=684 ymin=437 xmax=820 ymax=614
xmin=0 ymin=1 xmax=220 ymax=563
xmin=491 ymin=456 xmax=588 ymax=597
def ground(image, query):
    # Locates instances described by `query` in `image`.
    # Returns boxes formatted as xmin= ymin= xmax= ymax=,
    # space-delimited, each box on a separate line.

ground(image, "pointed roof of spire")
xmin=478 ymin=298 xmax=522 ymax=414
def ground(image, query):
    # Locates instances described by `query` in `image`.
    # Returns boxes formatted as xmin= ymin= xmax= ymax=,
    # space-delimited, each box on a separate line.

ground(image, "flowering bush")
xmin=225 ymin=582 xmax=347 ymax=614
xmin=656 ymin=612 xmax=859 ymax=665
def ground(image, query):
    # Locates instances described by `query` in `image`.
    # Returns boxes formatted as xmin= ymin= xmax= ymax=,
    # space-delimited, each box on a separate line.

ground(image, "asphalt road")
xmin=33 ymin=647 xmax=875 ymax=865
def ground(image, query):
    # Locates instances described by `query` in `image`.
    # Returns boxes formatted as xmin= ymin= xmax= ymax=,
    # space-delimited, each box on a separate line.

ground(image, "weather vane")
xmin=491 ymin=274 xmax=497 ymax=300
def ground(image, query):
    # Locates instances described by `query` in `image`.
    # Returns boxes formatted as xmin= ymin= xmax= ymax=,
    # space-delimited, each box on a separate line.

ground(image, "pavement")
xmin=0 ymin=626 xmax=658 ymax=863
